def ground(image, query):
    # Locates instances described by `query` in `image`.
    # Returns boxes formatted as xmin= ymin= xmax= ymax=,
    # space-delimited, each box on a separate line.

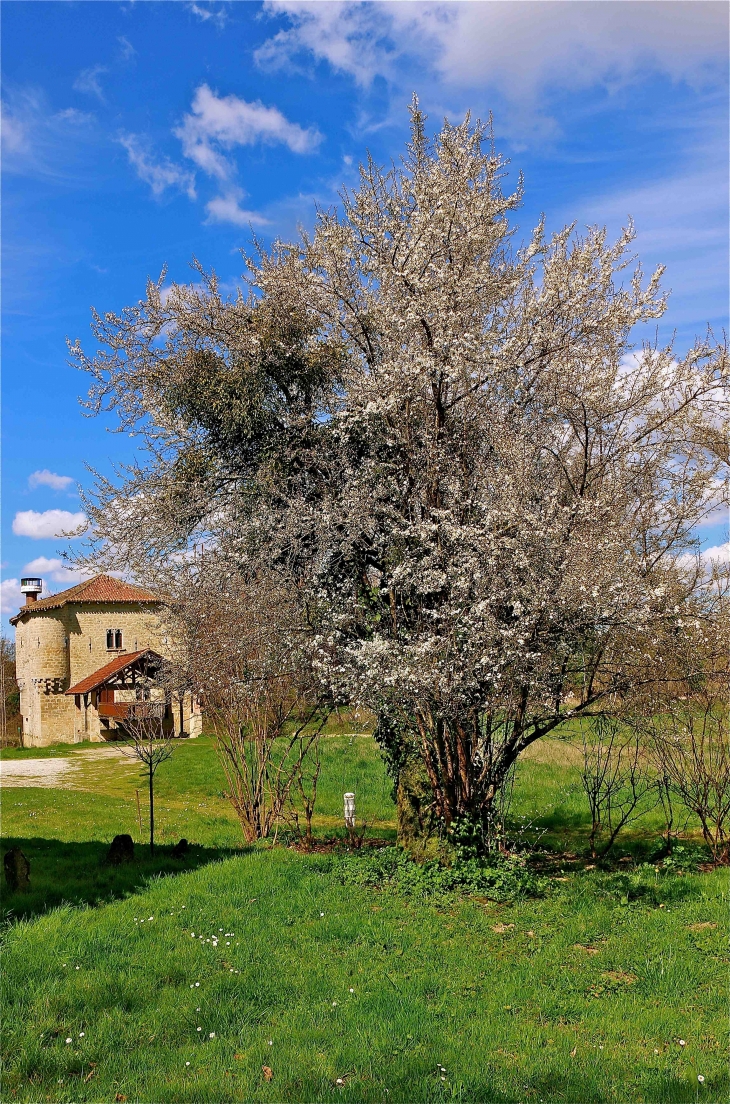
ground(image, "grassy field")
xmin=1 ymin=731 xmax=727 ymax=1103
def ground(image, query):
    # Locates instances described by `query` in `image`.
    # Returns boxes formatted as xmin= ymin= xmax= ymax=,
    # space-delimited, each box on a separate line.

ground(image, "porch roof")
xmin=66 ymin=649 xmax=163 ymax=696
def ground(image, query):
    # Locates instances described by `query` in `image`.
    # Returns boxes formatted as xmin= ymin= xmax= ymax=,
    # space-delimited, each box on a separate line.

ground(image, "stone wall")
xmin=16 ymin=610 xmax=72 ymax=747
xmin=66 ymin=603 xmax=163 ymax=685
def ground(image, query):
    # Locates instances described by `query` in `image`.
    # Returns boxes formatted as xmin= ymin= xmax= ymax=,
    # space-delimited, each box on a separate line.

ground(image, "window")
xmin=115 ymin=629 xmax=123 ymax=650
xmin=106 ymin=629 xmax=123 ymax=650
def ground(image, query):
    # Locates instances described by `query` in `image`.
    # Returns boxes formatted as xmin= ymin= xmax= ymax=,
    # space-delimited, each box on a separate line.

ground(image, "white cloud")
xmin=1 ymin=88 xmax=96 ymax=180
xmin=258 ymin=1 xmax=728 ymax=100
xmin=176 ymin=84 xmax=322 ymax=174
xmin=0 ymin=579 xmax=24 ymax=616
xmin=119 ymin=133 xmax=197 ymax=200
xmin=575 ymin=161 xmax=728 ymax=327
xmin=676 ymin=541 xmax=730 ymax=574
xmin=1 ymin=561 xmax=92 ymax=614
xmin=256 ymin=1 xmax=399 ymax=87
xmin=700 ymin=542 xmax=730 ymax=566
xmin=28 ymin=469 xmax=74 ymax=492
xmin=12 ymin=510 xmax=86 ymax=540
xmin=205 ymin=188 xmax=269 ymax=227
xmin=1 ymin=103 xmax=29 ymax=154
xmin=187 ymin=2 xmax=228 ymax=29
xmin=174 ymin=83 xmax=322 ymax=225
xmin=22 ymin=556 xmax=89 ymax=586
xmin=118 ymin=36 xmax=136 ymax=61
xmin=73 ymin=65 xmax=107 ymax=103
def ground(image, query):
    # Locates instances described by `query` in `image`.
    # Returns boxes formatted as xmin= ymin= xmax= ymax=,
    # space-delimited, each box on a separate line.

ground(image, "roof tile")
xmin=66 ymin=649 xmax=162 ymax=695
xmin=11 ymin=574 xmax=158 ymax=624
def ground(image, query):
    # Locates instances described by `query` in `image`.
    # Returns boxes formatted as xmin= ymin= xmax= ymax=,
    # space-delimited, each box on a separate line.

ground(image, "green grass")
xmin=2 ymin=850 xmax=726 ymax=1103
xmin=1 ymin=732 xmax=726 ymax=1102
xmin=0 ymin=736 xmax=395 ymax=921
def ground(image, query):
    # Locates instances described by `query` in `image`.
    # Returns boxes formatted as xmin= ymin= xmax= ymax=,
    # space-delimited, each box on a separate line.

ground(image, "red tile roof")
xmin=66 ymin=648 xmax=162 ymax=696
xmin=10 ymin=574 xmax=158 ymax=624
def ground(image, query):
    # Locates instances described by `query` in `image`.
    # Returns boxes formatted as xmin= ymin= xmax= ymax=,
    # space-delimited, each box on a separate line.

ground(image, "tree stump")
xmin=4 ymin=847 xmax=30 ymax=892
xmin=107 ymin=834 xmax=135 ymax=865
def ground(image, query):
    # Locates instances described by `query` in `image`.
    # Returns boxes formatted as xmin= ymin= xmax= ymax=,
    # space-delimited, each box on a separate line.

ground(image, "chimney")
xmin=20 ymin=577 xmax=43 ymax=605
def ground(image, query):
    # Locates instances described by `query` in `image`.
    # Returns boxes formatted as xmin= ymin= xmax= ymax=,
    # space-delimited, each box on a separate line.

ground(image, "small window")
xmin=106 ymin=629 xmax=123 ymax=650
xmin=115 ymin=629 xmax=123 ymax=650
xmin=106 ymin=629 xmax=114 ymax=650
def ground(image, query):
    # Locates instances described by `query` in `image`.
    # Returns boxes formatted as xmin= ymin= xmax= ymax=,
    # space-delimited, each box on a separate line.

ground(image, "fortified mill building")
xmin=11 ymin=574 xmax=201 ymax=747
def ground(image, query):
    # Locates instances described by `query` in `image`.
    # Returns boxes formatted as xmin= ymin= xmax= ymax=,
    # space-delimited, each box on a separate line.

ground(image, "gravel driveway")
xmin=0 ymin=746 xmax=129 ymax=788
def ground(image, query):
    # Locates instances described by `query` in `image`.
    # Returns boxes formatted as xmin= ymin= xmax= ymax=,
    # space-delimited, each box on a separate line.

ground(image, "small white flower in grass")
xmin=226 ymin=942 xmax=230 ymax=946
xmin=196 ymin=1007 xmax=200 ymax=1012
xmin=654 ymin=1049 xmax=659 ymax=1054
xmin=197 ymin=1027 xmax=202 ymax=1032
xmin=268 ymin=1040 xmax=273 ymax=1046
xmin=336 ymin=1078 xmax=344 ymax=1085
xmin=209 ymin=1033 xmax=215 ymax=1039
xmin=698 ymin=1075 xmax=705 ymax=1083
xmin=186 ymin=1061 xmax=190 ymax=1067
xmin=195 ymin=982 xmax=200 ymax=987
xmin=349 ymin=988 xmax=354 ymax=993
xmin=148 ymin=916 xmax=153 ymax=921
xmin=65 ymin=1038 xmax=72 ymax=1044
xmin=441 ymin=1076 xmax=446 ymax=1082
xmin=679 ymin=1040 xmax=686 ymax=1046
xmin=219 ymin=928 xmax=223 ymax=932
xmin=79 ymin=1033 xmax=84 ymax=1038
xmin=320 ymin=912 xmax=324 ymax=917
xmin=75 ymin=966 xmax=80 ymax=970
xmin=332 ymin=1001 xmax=337 ymax=1007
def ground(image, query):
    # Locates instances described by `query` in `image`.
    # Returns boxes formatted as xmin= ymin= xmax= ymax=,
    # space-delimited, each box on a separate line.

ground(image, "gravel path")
xmin=0 ymin=746 xmax=129 ymax=788
xmin=0 ymin=758 xmax=79 ymax=788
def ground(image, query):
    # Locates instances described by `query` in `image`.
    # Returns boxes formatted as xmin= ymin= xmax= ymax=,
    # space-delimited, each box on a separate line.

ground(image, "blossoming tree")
xmin=73 ymin=102 xmax=728 ymax=848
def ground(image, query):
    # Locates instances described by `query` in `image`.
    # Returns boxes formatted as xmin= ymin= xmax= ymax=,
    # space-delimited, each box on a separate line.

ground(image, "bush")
xmin=337 ymin=845 xmax=544 ymax=902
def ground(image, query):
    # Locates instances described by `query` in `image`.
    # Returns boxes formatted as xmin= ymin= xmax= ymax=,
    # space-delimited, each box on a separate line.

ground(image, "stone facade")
xmin=12 ymin=576 xmax=202 ymax=747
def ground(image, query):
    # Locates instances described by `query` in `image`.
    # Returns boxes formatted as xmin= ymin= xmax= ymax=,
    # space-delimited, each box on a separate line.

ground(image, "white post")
xmin=344 ymin=792 xmax=356 ymax=829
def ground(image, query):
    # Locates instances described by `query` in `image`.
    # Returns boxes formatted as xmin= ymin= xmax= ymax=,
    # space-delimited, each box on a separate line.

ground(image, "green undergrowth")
xmin=2 ymin=848 xmax=726 ymax=1104
xmin=338 ymin=846 xmax=545 ymax=902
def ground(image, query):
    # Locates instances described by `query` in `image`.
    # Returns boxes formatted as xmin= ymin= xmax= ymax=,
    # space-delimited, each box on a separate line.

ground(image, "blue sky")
xmin=2 ymin=0 xmax=728 ymax=629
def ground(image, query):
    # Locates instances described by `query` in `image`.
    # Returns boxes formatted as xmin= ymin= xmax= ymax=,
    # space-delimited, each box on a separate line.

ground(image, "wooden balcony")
xmin=98 ymin=701 xmax=167 ymax=721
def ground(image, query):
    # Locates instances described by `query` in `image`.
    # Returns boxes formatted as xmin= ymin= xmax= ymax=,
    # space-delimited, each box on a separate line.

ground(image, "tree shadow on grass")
xmin=0 ymin=836 xmax=249 ymax=923
xmin=513 ymin=1068 xmax=729 ymax=1104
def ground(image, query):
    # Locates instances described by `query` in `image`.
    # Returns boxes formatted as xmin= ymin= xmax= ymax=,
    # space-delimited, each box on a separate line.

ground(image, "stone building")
xmin=11 ymin=574 xmax=201 ymax=747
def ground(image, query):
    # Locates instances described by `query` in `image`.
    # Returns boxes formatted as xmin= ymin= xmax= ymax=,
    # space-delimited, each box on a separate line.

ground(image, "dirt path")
xmin=0 ymin=746 xmax=130 ymax=789
xmin=0 ymin=758 xmax=79 ymax=788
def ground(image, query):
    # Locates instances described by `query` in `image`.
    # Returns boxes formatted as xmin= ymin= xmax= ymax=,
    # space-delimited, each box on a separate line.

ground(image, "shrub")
xmin=337 ymin=845 xmax=544 ymax=902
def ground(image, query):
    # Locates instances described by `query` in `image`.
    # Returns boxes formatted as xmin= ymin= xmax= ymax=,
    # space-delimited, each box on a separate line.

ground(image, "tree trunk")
xmin=149 ymin=766 xmax=155 ymax=856
xmin=396 ymin=755 xmax=436 ymax=856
